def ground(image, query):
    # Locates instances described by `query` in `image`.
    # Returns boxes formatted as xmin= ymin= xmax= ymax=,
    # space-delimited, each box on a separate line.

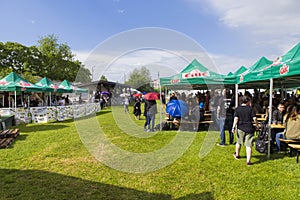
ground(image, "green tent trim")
xmin=160 ymin=59 xmax=236 ymax=89
xmin=0 ymin=72 xmax=43 ymax=92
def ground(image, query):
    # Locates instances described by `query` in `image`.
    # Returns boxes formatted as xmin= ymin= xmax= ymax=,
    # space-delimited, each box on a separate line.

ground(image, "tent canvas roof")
xmin=58 ymin=80 xmax=88 ymax=93
xmin=237 ymin=57 xmax=273 ymax=84
xmin=160 ymin=59 xmax=235 ymax=89
xmin=266 ymin=42 xmax=300 ymax=88
xmin=233 ymin=66 xmax=247 ymax=76
xmin=0 ymin=72 xmax=43 ymax=92
xmin=237 ymin=43 xmax=300 ymax=88
xmin=35 ymin=77 xmax=56 ymax=92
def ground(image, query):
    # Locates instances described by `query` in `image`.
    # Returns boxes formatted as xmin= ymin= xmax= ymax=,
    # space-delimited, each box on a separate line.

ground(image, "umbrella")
xmin=143 ymin=92 xmax=159 ymax=100
xmin=120 ymin=93 xmax=130 ymax=97
xmin=101 ymin=91 xmax=110 ymax=95
xmin=166 ymin=100 xmax=189 ymax=118
xmin=133 ymin=93 xmax=142 ymax=97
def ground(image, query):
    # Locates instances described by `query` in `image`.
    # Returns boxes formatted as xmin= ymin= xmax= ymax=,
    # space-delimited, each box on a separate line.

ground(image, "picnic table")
xmin=288 ymin=144 xmax=300 ymax=163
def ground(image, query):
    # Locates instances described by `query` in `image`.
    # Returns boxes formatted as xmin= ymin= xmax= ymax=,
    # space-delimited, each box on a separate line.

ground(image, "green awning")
xmin=0 ymin=72 xmax=43 ymax=92
xmin=160 ymin=59 xmax=236 ymax=89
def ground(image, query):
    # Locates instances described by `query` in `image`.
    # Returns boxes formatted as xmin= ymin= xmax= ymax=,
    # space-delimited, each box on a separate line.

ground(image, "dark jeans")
xmin=226 ymin=115 xmax=234 ymax=144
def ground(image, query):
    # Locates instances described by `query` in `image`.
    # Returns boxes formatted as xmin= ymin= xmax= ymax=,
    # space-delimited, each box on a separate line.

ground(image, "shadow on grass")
xmin=52 ymin=110 xmax=112 ymax=124
xmin=96 ymin=109 xmax=112 ymax=116
xmin=15 ymin=123 xmax=70 ymax=133
xmin=11 ymin=110 xmax=112 ymax=133
xmin=0 ymin=169 xmax=214 ymax=200
xmin=252 ymin=152 xmax=287 ymax=164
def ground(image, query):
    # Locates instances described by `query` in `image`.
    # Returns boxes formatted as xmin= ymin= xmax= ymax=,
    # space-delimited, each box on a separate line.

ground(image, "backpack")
xmin=255 ymin=122 xmax=272 ymax=154
xmin=155 ymin=122 xmax=170 ymax=130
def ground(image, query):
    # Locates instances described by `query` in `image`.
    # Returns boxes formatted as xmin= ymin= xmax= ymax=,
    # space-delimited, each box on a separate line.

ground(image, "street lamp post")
xmin=91 ymin=66 xmax=95 ymax=81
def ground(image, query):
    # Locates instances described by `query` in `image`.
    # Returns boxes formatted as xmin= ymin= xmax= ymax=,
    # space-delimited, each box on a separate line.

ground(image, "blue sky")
xmin=1 ymin=0 xmax=300 ymax=81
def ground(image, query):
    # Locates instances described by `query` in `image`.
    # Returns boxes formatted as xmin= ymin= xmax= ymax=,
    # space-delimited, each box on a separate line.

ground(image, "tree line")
xmin=0 ymin=34 xmax=91 ymax=83
xmin=0 ymin=34 xmax=156 ymax=91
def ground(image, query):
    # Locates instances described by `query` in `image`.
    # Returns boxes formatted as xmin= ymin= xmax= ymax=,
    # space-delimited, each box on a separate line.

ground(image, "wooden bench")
xmin=288 ymin=144 xmax=300 ymax=163
xmin=0 ymin=129 xmax=20 ymax=149
xmin=278 ymin=138 xmax=300 ymax=161
xmin=178 ymin=120 xmax=214 ymax=131
xmin=277 ymin=138 xmax=300 ymax=144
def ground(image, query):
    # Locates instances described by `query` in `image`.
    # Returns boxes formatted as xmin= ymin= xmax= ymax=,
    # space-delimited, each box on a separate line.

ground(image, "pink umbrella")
xmin=133 ymin=93 xmax=142 ymax=97
xmin=143 ymin=92 xmax=160 ymax=100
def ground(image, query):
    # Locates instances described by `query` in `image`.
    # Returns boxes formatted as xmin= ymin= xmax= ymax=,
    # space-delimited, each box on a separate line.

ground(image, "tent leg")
xmin=14 ymin=91 xmax=17 ymax=114
xmin=267 ymin=78 xmax=273 ymax=159
xmin=235 ymin=84 xmax=238 ymax=108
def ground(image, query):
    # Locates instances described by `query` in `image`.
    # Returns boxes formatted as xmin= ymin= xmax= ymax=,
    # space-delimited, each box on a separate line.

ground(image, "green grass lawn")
xmin=0 ymin=106 xmax=300 ymax=200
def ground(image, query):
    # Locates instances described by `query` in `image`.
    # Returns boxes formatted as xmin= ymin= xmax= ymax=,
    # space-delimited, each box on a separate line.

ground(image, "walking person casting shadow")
xmin=145 ymin=100 xmax=157 ymax=132
xmin=232 ymin=96 xmax=258 ymax=166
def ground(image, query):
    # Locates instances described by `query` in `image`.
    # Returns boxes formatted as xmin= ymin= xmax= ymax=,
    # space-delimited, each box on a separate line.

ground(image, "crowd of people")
xmin=10 ymin=93 xmax=73 ymax=108
xmin=125 ymin=88 xmax=300 ymax=165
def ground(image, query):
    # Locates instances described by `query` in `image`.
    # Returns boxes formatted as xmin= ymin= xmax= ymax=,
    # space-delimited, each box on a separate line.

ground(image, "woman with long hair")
xmin=275 ymin=105 xmax=300 ymax=151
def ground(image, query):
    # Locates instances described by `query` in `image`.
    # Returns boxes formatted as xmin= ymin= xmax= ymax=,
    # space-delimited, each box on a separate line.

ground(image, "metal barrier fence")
xmin=0 ymin=103 xmax=101 ymax=124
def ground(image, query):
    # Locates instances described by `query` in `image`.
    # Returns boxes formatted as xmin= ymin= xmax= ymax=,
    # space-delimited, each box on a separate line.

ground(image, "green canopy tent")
xmin=237 ymin=57 xmax=273 ymax=86
xmin=236 ymin=43 xmax=300 ymax=91
xmin=0 ymin=72 xmax=43 ymax=92
xmin=58 ymin=80 xmax=88 ymax=93
xmin=160 ymin=59 xmax=236 ymax=90
xmin=268 ymin=42 xmax=300 ymax=87
xmin=57 ymin=80 xmax=74 ymax=93
xmin=0 ymin=72 xmax=43 ymax=111
xmin=235 ymin=43 xmax=300 ymax=158
xmin=57 ymin=80 xmax=88 ymax=105
xmin=35 ymin=77 xmax=56 ymax=92
xmin=74 ymin=87 xmax=88 ymax=94
xmin=224 ymin=66 xmax=248 ymax=89
xmin=226 ymin=66 xmax=247 ymax=78
xmin=36 ymin=77 xmax=58 ymax=106
xmin=233 ymin=66 xmax=247 ymax=76
xmin=227 ymin=72 xmax=233 ymax=76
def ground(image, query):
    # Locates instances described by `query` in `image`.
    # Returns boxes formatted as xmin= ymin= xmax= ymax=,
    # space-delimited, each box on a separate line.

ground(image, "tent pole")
xmin=267 ymin=78 xmax=273 ymax=159
xmin=159 ymin=72 xmax=162 ymax=131
xmin=14 ymin=91 xmax=17 ymax=114
xmin=160 ymin=85 xmax=162 ymax=131
xmin=281 ymin=81 xmax=284 ymax=99
xmin=235 ymin=84 xmax=238 ymax=108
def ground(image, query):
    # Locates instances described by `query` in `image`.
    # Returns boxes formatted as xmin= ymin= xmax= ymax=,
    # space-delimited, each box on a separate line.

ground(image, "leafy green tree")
xmin=36 ymin=34 xmax=91 ymax=82
xmin=0 ymin=35 xmax=91 ymax=83
xmin=125 ymin=66 xmax=153 ymax=92
xmin=0 ymin=42 xmax=43 ymax=76
xmin=76 ymin=66 xmax=93 ymax=83
xmin=100 ymin=75 xmax=108 ymax=81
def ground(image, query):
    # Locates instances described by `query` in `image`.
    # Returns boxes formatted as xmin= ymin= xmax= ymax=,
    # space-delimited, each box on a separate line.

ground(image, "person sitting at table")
xmin=58 ymin=96 xmax=65 ymax=106
xmin=271 ymin=103 xmax=286 ymax=148
xmin=286 ymin=107 xmax=300 ymax=140
xmin=272 ymin=103 xmax=286 ymax=124
xmin=275 ymin=105 xmax=300 ymax=152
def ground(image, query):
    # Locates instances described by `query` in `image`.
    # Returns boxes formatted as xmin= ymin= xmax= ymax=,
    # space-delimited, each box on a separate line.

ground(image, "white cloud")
xmin=74 ymin=48 xmax=257 ymax=81
xmin=206 ymin=0 xmax=300 ymax=48
xmin=209 ymin=53 xmax=255 ymax=74
xmin=184 ymin=0 xmax=300 ymax=73
xmin=74 ymin=49 xmax=190 ymax=82
xmin=117 ymin=9 xmax=125 ymax=13
xmin=208 ymin=0 xmax=300 ymax=33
